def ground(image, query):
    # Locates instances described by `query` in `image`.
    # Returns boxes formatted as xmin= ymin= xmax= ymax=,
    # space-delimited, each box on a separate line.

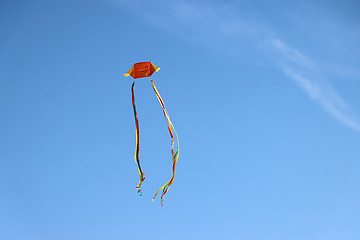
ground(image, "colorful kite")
xmin=124 ymin=62 xmax=179 ymax=205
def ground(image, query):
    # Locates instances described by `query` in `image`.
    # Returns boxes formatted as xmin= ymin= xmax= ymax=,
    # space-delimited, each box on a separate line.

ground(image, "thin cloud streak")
xmin=112 ymin=0 xmax=360 ymax=132
xmin=284 ymin=67 xmax=360 ymax=132
xmin=271 ymin=38 xmax=360 ymax=132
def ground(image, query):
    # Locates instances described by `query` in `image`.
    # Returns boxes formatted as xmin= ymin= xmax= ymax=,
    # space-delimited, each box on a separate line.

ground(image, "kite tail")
xmin=132 ymin=81 xmax=145 ymax=196
xmin=151 ymin=80 xmax=180 ymax=206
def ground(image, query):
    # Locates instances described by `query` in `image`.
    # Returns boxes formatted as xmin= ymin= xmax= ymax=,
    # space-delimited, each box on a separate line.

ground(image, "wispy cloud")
xmin=270 ymin=38 xmax=360 ymax=131
xmin=285 ymin=67 xmax=360 ymax=131
xmin=112 ymin=0 xmax=360 ymax=132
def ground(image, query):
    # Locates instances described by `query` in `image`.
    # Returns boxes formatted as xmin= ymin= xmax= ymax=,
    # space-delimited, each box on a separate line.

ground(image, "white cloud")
xmin=270 ymin=38 xmax=360 ymax=132
xmin=284 ymin=67 xmax=360 ymax=132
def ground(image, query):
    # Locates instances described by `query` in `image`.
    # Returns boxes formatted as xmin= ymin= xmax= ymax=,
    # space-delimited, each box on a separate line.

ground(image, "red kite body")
xmin=124 ymin=62 xmax=160 ymax=79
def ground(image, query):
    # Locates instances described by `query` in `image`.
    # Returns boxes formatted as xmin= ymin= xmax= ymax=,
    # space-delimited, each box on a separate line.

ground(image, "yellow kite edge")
xmin=151 ymin=63 xmax=160 ymax=72
xmin=124 ymin=66 xmax=134 ymax=77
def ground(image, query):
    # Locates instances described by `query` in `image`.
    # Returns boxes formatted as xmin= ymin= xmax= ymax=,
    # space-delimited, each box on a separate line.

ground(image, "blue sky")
xmin=1 ymin=0 xmax=360 ymax=239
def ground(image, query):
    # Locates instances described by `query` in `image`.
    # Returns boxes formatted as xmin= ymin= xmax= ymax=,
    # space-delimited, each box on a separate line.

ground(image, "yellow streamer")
xmin=151 ymin=80 xmax=180 ymax=205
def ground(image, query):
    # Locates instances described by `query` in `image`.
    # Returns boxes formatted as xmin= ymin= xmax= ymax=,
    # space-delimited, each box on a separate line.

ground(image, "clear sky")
xmin=1 ymin=0 xmax=360 ymax=239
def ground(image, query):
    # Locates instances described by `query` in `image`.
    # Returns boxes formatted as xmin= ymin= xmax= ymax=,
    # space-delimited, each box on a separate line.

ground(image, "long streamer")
xmin=131 ymin=81 xmax=145 ymax=196
xmin=151 ymin=80 xmax=180 ymax=205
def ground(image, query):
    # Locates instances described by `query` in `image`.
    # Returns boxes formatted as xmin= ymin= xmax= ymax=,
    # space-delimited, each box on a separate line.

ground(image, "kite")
xmin=124 ymin=62 xmax=179 ymax=205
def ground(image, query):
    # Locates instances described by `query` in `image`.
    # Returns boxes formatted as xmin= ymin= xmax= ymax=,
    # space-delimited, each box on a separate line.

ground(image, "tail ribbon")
xmin=131 ymin=81 xmax=145 ymax=196
xmin=151 ymin=80 xmax=180 ymax=205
